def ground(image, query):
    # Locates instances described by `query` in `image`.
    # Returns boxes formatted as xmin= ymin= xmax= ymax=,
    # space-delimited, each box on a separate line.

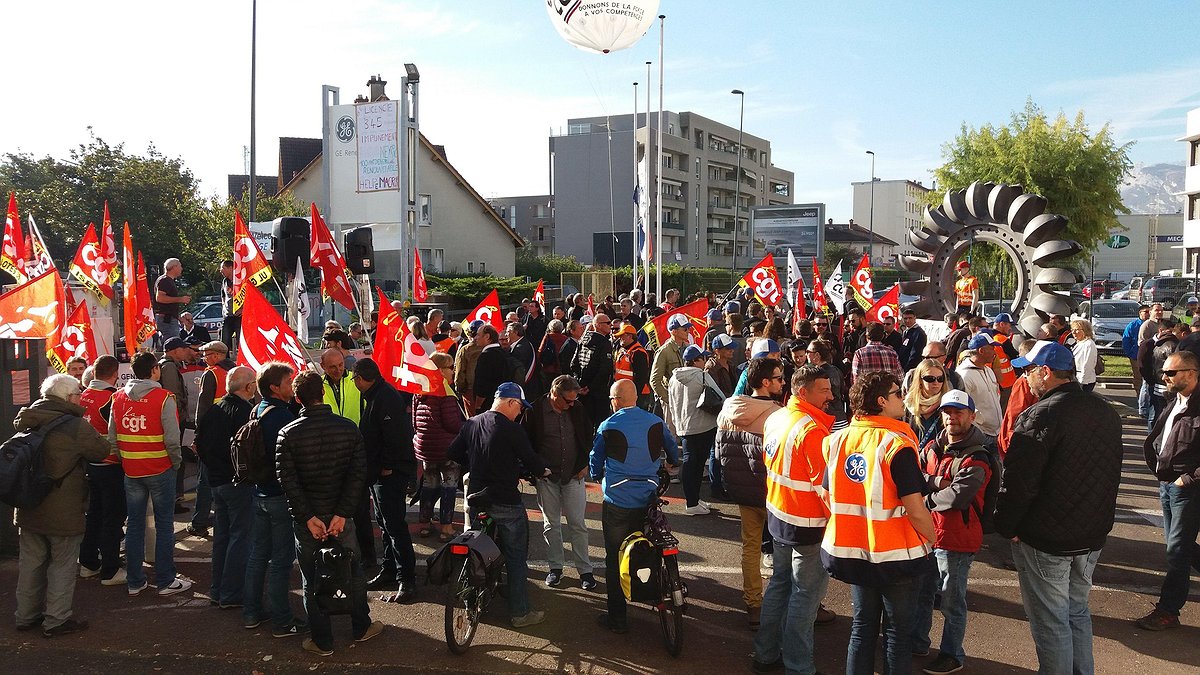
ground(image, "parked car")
xmin=1125 ymin=276 xmax=1145 ymax=302
xmin=1073 ymin=299 xmax=1141 ymax=354
xmin=1082 ymin=279 xmax=1125 ymax=299
xmin=190 ymin=300 xmax=224 ymax=336
xmin=976 ymin=300 xmax=1007 ymax=323
xmin=1139 ymin=276 xmax=1195 ymax=309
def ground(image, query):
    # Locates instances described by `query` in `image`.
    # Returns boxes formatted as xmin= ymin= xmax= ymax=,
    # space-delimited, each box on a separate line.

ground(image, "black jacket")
xmin=570 ymin=330 xmax=614 ymax=394
xmin=993 ymin=382 xmax=1121 ymax=555
xmin=360 ymin=379 xmax=416 ymax=480
xmin=473 ymin=344 xmax=509 ymax=406
xmin=523 ymin=313 xmax=547 ymax=357
xmin=1145 ymin=392 xmax=1200 ymax=485
xmin=448 ymin=410 xmax=547 ymax=506
xmin=715 ymin=427 xmax=768 ymax=507
xmin=898 ymin=324 xmax=928 ymax=371
xmin=523 ymin=394 xmax=593 ymax=483
xmin=276 ymin=404 xmax=367 ymax=524
xmin=195 ymin=393 xmax=253 ymax=488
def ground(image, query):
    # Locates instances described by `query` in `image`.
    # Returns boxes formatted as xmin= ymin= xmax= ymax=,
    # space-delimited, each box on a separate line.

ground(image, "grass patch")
xmin=1102 ymin=354 xmax=1132 ymax=378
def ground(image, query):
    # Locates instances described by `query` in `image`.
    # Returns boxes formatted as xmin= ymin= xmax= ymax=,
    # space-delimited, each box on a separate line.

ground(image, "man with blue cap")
xmin=994 ymin=340 xmax=1121 ymax=674
xmin=955 ymin=333 xmax=1002 ymax=436
xmin=651 ymin=313 xmax=693 ymax=435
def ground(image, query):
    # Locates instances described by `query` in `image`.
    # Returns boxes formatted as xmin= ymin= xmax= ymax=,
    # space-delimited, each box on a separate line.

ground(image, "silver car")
xmin=1074 ymin=300 xmax=1140 ymax=354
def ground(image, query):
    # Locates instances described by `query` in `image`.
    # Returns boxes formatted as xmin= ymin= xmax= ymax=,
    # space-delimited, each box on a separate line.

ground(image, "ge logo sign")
xmin=844 ymin=453 xmax=867 ymax=483
xmin=336 ymin=116 xmax=355 ymax=143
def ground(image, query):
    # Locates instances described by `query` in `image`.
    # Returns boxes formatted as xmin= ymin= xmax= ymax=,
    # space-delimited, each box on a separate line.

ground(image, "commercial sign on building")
xmin=750 ymin=203 xmax=825 ymax=260
xmin=355 ymin=100 xmax=400 ymax=193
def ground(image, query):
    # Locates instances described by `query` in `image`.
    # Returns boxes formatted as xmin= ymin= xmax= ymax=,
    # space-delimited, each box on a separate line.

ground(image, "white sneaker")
xmin=100 ymin=568 xmax=127 ymax=586
xmin=683 ymin=502 xmax=711 ymax=516
xmin=158 ymin=576 xmax=193 ymax=596
xmin=79 ymin=565 xmax=101 ymax=579
xmin=128 ymin=581 xmax=149 ymax=596
xmin=761 ymin=554 xmax=774 ymax=569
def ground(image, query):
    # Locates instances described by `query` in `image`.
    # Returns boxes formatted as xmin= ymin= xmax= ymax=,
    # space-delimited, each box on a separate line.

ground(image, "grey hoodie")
xmin=668 ymin=366 xmax=721 ymax=436
xmin=107 ymin=378 xmax=183 ymax=471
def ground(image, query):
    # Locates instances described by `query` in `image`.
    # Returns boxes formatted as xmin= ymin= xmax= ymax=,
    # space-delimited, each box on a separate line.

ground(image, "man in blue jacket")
xmin=590 ymin=379 xmax=680 ymax=634
xmin=1124 ymin=305 xmax=1148 ymax=392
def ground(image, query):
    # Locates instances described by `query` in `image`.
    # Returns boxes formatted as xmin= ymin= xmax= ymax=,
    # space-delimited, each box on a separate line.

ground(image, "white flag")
xmin=25 ymin=215 xmax=56 ymax=278
xmin=294 ymin=257 xmax=310 ymax=344
xmin=785 ymin=248 xmax=802 ymax=309
xmin=826 ymin=259 xmax=846 ymax=310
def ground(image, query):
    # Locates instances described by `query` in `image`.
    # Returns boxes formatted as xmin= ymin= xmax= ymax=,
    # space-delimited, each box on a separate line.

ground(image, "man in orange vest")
xmin=751 ymin=364 xmax=835 ymax=673
xmin=108 ymin=351 xmax=192 ymax=597
xmin=821 ymin=370 xmax=935 ymax=675
xmin=78 ymin=355 xmax=127 ymax=585
xmin=953 ymin=260 xmax=979 ymax=315
xmin=613 ymin=324 xmax=652 ymax=410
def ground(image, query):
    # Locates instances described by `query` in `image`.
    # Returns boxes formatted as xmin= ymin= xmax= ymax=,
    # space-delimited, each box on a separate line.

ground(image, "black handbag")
xmin=698 ymin=383 xmax=725 ymax=415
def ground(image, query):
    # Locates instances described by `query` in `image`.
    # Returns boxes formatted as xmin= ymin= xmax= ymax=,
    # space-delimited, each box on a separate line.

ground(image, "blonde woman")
xmin=904 ymin=358 xmax=951 ymax=447
xmin=1070 ymin=319 xmax=1099 ymax=391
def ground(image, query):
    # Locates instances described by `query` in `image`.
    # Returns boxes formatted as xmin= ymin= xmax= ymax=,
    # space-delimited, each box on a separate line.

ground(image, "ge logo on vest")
xmin=844 ymin=453 xmax=867 ymax=483
xmin=121 ymin=410 xmax=149 ymax=434
xmin=764 ymin=439 xmax=779 ymax=460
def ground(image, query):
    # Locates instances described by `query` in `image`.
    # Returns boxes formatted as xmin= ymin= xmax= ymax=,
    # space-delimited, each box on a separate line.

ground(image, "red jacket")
xmin=919 ymin=428 xmax=992 ymax=553
xmin=998 ymin=375 xmax=1037 ymax=460
xmin=413 ymin=393 xmax=466 ymax=464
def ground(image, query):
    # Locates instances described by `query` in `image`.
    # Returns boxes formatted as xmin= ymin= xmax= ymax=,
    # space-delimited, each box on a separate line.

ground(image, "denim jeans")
xmin=125 ymin=468 xmax=178 ymax=589
xmin=706 ymin=441 xmax=725 ymax=495
xmin=680 ymin=428 xmax=716 ymax=507
xmin=752 ymin=541 xmax=828 ymax=674
xmin=1138 ymin=382 xmax=1151 ymax=425
xmin=210 ymin=481 xmax=254 ymax=604
xmin=1149 ymin=393 xmax=1166 ymax=433
xmin=155 ymin=314 xmax=181 ymax=341
xmin=911 ymin=555 xmax=940 ymax=654
xmin=244 ymin=495 xmax=301 ymax=629
xmin=372 ymin=472 xmax=416 ymax=585
xmin=602 ymin=501 xmax=645 ymax=623
xmin=472 ymin=502 xmax=533 ymax=618
xmin=1155 ymin=482 xmax=1200 ymax=615
xmin=295 ymin=519 xmax=371 ymax=651
xmin=935 ymin=549 xmax=974 ymax=661
xmin=190 ymin=462 xmax=213 ymax=530
xmin=1011 ymin=541 xmax=1101 ymax=675
xmin=79 ymin=463 xmax=126 ymax=577
xmin=535 ymin=477 xmax=593 ymax=574
xmin=848 ymin=576 xmax=919 ymax=675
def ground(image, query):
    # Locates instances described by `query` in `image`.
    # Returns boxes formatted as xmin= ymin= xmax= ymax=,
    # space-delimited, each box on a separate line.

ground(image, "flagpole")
xmin=655 ymin=14 xmax=665 ymax=303
xmin=644 ymin=60 xmax=652 ymax=299
xmin=632 ymin=80 xmax=639 ymax=287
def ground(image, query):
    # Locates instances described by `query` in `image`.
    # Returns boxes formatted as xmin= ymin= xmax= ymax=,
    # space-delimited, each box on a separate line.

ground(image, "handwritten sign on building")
xmin=355 ymin=100 xmax=400 ymax=192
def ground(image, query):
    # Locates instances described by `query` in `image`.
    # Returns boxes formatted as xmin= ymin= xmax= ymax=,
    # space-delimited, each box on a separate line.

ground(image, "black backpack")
xmin=0 ymin=414 xmax=73 ymax=509
xmin=231 ymin=406 xmax=274 ymax=486
xmin=313 ymin=537 xmax=356 ymax=615
xmin=950 ymin=442 xmax=1002 ymax=535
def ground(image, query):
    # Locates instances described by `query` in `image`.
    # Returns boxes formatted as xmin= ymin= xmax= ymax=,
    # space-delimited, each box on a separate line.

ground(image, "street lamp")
xmin=731 ymin=89 xmax=745 ymax=280
xmin=866 ymin=150 xmax=875 ymax=264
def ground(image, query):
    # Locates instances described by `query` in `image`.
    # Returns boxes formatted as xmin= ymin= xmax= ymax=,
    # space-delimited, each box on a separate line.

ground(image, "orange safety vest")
xmin=205 ymin=363 xmax=230 ymax=403
xmin=762 ymin=396 xmax=835 ymax=528
xmin=435 ymin=337 xmax=455 ymax=354
xmin=989 ymin=334 xmax=1016 ymax=389
xmin=822 ymin=415 xmax=931 ymax=568
xmin=79 ymin=386 xmax=119 ymax=465
xmin=614 ymin=343 xmax=651 ymax=395
xmin=954 ymin=275 xmax=978 ymax=306
xmin=112 ymin=388 xmax=175 ymax=478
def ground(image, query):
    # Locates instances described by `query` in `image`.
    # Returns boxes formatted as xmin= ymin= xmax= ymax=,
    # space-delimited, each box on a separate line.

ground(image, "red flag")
xmin=374 ymin=287 xmax=443 ymax=395
xmin=737 ymin=253 xmax=784 ymax=307
xmin=232 ymin=210 xmax=274 ymax=312
xmin=134 ymin=252 xmax=157 ymax=347
xmin=586 ymin=294 xmax=596 ymax=318
xmin=413 ymin=249 xmax=428 ymax=303
xmin=1 ymin=193 xmax=27 ymax=283
xmin=534 ymin=279 xmax=545 ymax=309
xmin=849 ymin=253 xmax=874 ymax=310
xmin=810 ymin=258 xmax=829 ymax=316
xmin=69 ymin=223 xmax=114 ymax=300
xmin=237 ymin=282 xmax=310 ymax=373
xmin=48 ymin=297 xmax=98 ymax=373
xmin=465 ymin=289 xmax=504 ymax=331
xmin=864 ymin=283 xmax=901 ymax=325
xmin=642 ymin=298 xmax=708 ymax=352
xmin=63 ymin=283 xmax=78 ymax=316
xmin=0 ymin=268 xmax=66 ymax=342
xmin=309 ymin=203 xmax=357 ymax=311
xmin=792 ymin=273 xmax=807 ymax=335
xmin=101 ymin=203 xmax=119 ymax=287
xmin=121 ymin=223 xmax=139 ymax=354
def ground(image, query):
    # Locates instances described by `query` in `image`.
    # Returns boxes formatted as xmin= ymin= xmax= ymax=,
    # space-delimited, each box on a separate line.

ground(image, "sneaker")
xmin=100 ymin=568 xmax=127 ymax=586
xmin=815 ymin=604 xmax=836 ymax=625
xmin=244 ymin=617 xmax=265 ymax=630
xmin=302 ymin=638 xmax=333 ymax=657
xmin=595 ymin=612 xmax=627 ymax=634
xmin=158 ymin=577 xmax=193 ymax=596
xmin=751 ymin=657 xmax=785 ymax=673
xmin=218 ymin=602 xmax=243 ymax=610
xmin=923 ymin=653 xmax=964 ymax=674
xmin=1135 ymin=608 xmax=1180 ymax=631
xmin=912 ymin=647 xmax=931 ymax=657
xmin=761 ymin=553 xmax=774 ymax=569
xmin=580 ymin=573 xmax=599 ymax=592
xmin=512 ymin=610 xmax=547 ymax=628
xmin=128 ymin=581 xmax=150 ymax=596
xmin=274 ymin=621 xmax=309 ymax=638
xmin=545 ymin=569 xmax=563 ymax=587
xmin=355 ymin=620 xmax=384 ymax=642
xmin=43 ymin=618 xmax=88 ymax=638
xmin=79 ymin=565 xmax=101 ymax=579
xmin=683 ymin=502 xmax=712 ymax=516
xmin=184 ymin=524 xmax=209 ymax=538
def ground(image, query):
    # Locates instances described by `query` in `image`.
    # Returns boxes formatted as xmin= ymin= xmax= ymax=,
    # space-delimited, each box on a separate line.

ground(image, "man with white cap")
xmin=994 ymin=340 xmax=1121 ymax=675
xmin=650 ymin=313 xmax=693 ymax=434
xmin=735 ymin=338 xmax=781 ymax=396
xmin=956 ymin=334 xmax=1002 ymax=436
xmin=1185 ymin=296 xmax=1199 ymax=319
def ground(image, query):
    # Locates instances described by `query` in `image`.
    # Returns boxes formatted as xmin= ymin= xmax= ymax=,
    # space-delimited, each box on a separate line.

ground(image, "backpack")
xmin=0 ymin=414 xmax=73 ymax=509
xmin=231 ymin=406 xmax=274 ymax=486
xmin=619 ymin=531 xmax=661 ymax=604
xmin=313 ymin=537 xmax=356 ymax=615
xmin=950 ymin=442 xmax=1002 ymax=535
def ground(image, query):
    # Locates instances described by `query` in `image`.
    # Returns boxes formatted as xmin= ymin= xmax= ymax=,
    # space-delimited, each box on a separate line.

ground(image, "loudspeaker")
xmin=271 ymin=217 xmax=310 ymax=271
xmin=344 ymin=227 xmax=375 ymax=275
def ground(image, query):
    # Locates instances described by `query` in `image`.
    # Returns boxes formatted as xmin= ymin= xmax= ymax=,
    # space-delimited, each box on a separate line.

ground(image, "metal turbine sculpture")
xmin=898 ymin=181 xmax=1082 ymax=336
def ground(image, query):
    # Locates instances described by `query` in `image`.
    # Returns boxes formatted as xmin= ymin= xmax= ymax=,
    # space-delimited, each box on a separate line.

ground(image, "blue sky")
xmin=0 ymin=1 xmax=1196 ymax=220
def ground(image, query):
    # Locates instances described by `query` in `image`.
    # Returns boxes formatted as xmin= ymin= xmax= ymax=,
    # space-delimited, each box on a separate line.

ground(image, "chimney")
xmin=354 ymin=94 xmax=368 ymax=104
xmin=367 ymin=75 xmax=388 ymax=102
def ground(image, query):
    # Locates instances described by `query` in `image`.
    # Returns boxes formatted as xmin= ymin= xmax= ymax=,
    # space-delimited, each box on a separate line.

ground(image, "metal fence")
xmin=560 ymin=271 xmax=614 ymax=299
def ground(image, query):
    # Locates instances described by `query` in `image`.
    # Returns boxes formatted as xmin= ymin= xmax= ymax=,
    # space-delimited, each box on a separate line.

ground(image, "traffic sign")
xmin=1106 ymin=234 xmax=1130 ymax=249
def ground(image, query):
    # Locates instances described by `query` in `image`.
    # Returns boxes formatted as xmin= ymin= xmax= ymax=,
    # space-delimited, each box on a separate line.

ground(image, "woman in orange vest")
xmin=822 ymin=371 xmax=935 ymax=675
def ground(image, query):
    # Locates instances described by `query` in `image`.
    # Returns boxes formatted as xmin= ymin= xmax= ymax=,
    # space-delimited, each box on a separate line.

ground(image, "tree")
xmin=931 ymin=99 xmax=1133 ymax=258
xmin=196 ymin=187 xmax=304 ymax=295
xmin=514 ymin=242 xmax=584 ymax=282
xmin=823 ymin=243 xmax=858 ymax=270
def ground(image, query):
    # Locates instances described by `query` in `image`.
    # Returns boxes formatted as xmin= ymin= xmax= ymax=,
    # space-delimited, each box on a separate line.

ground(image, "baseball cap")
xmin=163 ymin=337 xmax=188 ymax=352
xmin=1010 ymin=340 xmax=1074 ymax=371
xmin=614 ymin=323 xmax=637 ymax=337
xmin=939 ymin=390 xmax=976 ymax=412
xmin=666 ymin=314 xmax=693 ymax=331
xmin=994 ymin=313 xmax=1013 ymax=324
xmin=724 ymin=301 xmax=741 ymax=314
xmin=966 ymin=334 xmax=994 ymax=350
xmin=955 ymin=260 xmax=971 ymax=270
xmin=199 ymin=340 xmax=228 ymax=354
xmin=1188 ymin=296 xmax=1199 ymax=304
xmin=495 ymin=382 xmax=532 ymax=409
xmin=752 ymin=338 xmax=780 ymax=358
xmin=706 ymin=308 xmax=723 ymax=321
xmin=682 ymin=345 xmax=710 ymax=363
xmin=712 ymin=334 xmax=735 ymax=350
xmin=468 ymin=319 xmax=485 ymax=335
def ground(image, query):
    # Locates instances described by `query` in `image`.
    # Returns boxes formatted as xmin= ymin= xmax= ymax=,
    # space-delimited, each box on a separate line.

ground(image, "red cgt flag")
xmin=121 ymin=223 xmax=140 ymax=353
xmin=737 ymin=253 xmax=784 ymax=307
xmin=101 ymin=203 xmax=119 ymax=287
xmin=374 ymin=287 xmax=443 ymax=395
xmin=811 ymin=258 xmax=829 ymax=316
xmin=792 ymin=273 xmax=807 ymax=335
xmin=586 ymin=294 xmax=596 ymax=318
xmin=642 ymin=297 xmax=708 ymax=352
xmin=48 ymin=298 xmax=98 ymax=373
xmin=232 ymin=210 xmax=274 ymax=312
xmin=534 ymin=279 xmax=545 ymax=309
xmin=0 ymin=268 xmax=66 ymax=343
xmin=465 ymin=289 xmax=504 ymax=331
xmin=849 ymin=253 xmax=874 ymax=310
xmin=413 ymin=249 xmax=428 ymax=303
xmin=69 ymin=222 xmax=114 ymax=300
xmin=1 ymin=192 xmax=27 ymax=284
xmin=864 ymin=283 xmax=901 ymax=325
xmin=237 ymin=282 xmax=310 ymax=373
xmin=309 ymin=203 xmax=357 ymax=312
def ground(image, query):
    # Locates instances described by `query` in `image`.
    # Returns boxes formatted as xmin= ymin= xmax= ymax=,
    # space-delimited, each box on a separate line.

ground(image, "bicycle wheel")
xmin=444 ymin=560 xmax=480 ymax=654
xmin=657 ymin=554 xmax=684 ymax=657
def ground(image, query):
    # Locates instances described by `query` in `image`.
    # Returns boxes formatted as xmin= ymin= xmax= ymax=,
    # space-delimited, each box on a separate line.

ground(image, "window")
xmin=535 ymin=204 xmax=550 ymax=218
xmin=419 ymin=194 xmax=432 ymax=224
xmin=418 ymin=248 xmax=445 ymax=273
xmin=538 ymin=226 xmax=545 ymax=241
xmin=695 ymin=130 xmax=703 ymax=149
xmin=467 ymin=261 xmax=474 ymax=273
xmin=1192 ymin=139 xmax=1200 ymax=167
xmin=479 ymin=261 xmax=486 ymax=273
xmin=1191 ymin=193 xmax=1200 ymax=220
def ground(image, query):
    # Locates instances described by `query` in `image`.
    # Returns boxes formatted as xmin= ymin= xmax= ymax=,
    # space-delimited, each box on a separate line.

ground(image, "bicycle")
xmin=623 ymin=465 xmax=688 ymax=656
xmin=442 ymin=489 xmax=506 ymax=655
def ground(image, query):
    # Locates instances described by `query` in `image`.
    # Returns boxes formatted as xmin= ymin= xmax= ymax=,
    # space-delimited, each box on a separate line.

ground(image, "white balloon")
xmin=545 ymin=0 xmax=660 ymax=55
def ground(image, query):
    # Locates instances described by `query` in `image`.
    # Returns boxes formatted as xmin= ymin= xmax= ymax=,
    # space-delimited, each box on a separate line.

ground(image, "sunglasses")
xmin=769 ymin=375 xmax=785 ymax=381
xmin=921 ymin=375 xmax=946 ymax=383
xmin=815 ymin=323 xmax=828 ymax=327
xmin=887 ymin=388 xmax=902 ymax=398
xmin=1163 ymin=368 xmax=1197 ymax=378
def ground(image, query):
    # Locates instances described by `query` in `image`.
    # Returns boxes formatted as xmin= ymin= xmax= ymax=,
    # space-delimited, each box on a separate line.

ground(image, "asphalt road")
xmin=1 ymin=380 xmax=1199 ymax=673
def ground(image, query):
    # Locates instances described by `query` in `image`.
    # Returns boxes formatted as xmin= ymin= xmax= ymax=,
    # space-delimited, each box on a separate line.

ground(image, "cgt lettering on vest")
xmin=121 ymin=410 xmax=149 ymax=434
